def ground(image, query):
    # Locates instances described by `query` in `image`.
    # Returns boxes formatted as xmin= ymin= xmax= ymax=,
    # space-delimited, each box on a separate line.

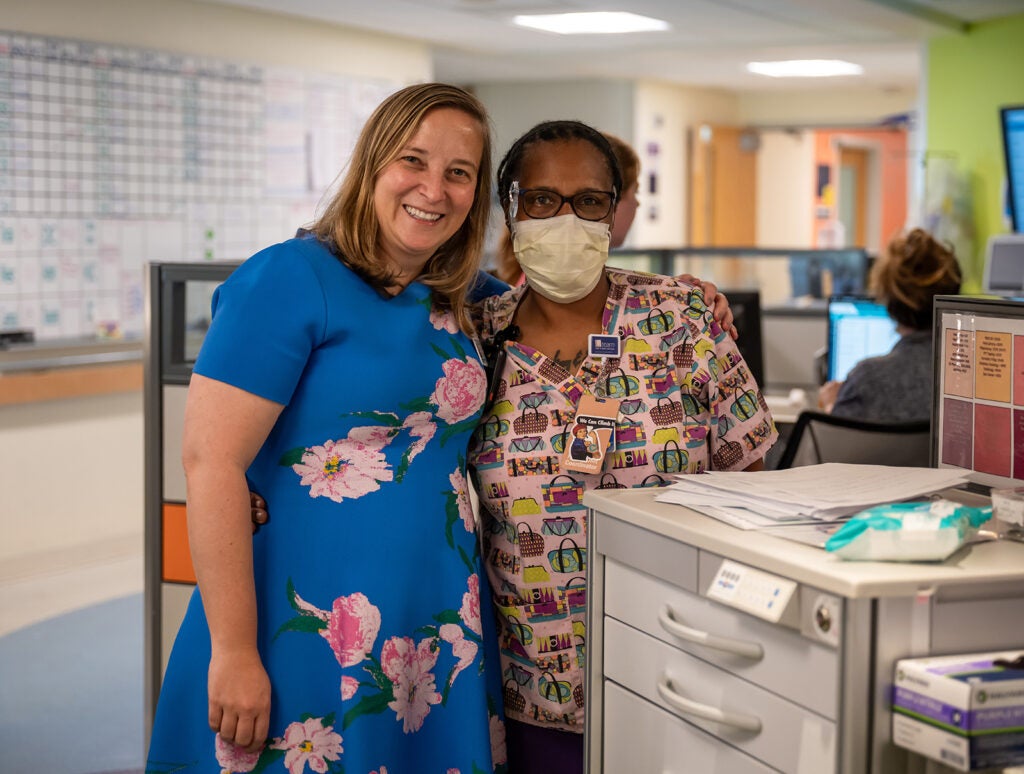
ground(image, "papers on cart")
xmin=655 ymin=463 xmax=970 ymax=530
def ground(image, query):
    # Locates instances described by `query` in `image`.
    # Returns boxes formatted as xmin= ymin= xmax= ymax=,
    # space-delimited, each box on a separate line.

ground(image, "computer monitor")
xmin=932 ymin=294 xmax=1024 ymax=491
xmin=720 ymin=289 xmax=764 ymax=388
xmin=1000 ymin=104 xmax=1024 ymax=233
xmin=826 ymin=296 xmax=900 ymax=382
xmin=983 ymin=233 xmax=1024 ymax=296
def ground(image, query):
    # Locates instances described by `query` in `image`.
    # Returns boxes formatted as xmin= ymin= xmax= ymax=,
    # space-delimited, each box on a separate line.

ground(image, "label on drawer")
xmin=707 ymin=560 xmax=797 ymax=623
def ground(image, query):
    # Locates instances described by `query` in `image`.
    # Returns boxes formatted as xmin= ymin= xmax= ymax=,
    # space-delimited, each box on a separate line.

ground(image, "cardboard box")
xmin=892 ymin=651 xmax=1024 ymax=771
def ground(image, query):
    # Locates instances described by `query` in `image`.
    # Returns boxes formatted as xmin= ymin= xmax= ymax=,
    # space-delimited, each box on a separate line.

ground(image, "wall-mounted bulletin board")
xmin=0 ymin=30 xmax=399 ymax=341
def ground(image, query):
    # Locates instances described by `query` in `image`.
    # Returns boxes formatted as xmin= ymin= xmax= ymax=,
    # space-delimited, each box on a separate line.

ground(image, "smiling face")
xmin=373 ymin=107 xmax=484 ymax=278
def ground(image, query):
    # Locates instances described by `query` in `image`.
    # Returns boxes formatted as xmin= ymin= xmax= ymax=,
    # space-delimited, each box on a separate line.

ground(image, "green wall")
xmin=927 ymin=13 xmax=1024 ymax=290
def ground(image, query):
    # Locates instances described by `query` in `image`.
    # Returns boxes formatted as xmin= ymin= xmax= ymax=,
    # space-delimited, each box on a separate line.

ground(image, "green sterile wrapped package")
xmin=825 ymin=500 xmax=993 ymax=561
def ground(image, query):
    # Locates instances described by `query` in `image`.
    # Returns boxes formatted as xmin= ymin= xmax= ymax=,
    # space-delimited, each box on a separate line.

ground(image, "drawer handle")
xmin=658 ymin=605 xmax=764 ymax=661
xmin=656 ymin=676 xmax=763 ymax=733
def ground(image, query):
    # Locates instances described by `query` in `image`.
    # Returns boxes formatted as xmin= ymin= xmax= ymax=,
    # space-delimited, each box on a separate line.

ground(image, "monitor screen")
xmin=1001 ymin=104 xmax=1024 ymax=233
xmin=932 ymin=295 xmax=1024 ymax=490
xmin=827 ymin=296 xmax=900 ymax=382
xmin=983 ymin=233 xmax=1024 ymax=296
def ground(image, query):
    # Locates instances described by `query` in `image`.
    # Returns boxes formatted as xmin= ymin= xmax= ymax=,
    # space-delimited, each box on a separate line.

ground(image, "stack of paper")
xmin=655 ymin=463 xmax=970 ymax=531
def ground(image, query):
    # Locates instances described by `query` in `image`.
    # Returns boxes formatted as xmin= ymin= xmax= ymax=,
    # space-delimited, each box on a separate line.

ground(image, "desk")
xmin=583 ymin=488 xmax=1024 ymax=773
xmin=0 ymin=337 xmax=142 ymax=405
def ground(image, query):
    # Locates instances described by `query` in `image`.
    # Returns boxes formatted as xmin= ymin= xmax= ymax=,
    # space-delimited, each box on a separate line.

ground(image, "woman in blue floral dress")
xmin=146 ymin=84 xmax=507 ymax=774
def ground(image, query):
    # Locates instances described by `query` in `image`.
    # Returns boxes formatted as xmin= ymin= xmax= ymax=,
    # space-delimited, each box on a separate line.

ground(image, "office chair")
xmin=774 ymin=410 xmax=931 ymax=469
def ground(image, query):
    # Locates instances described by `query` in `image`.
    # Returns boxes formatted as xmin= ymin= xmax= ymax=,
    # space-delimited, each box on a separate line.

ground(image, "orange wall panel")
xmin=162 ymin=502 xmax=196 ymax=584
xmin=813 ymin=127 xmax=908 ymax=253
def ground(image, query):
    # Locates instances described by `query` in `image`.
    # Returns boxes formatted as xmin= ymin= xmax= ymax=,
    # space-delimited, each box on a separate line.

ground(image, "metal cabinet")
xmin=584 ymin=488 xmax=1024 ymax=774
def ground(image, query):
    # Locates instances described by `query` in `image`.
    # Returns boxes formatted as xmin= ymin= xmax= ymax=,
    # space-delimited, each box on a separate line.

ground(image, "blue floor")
xmin=0 ymin=593 xmax=145 ymax=774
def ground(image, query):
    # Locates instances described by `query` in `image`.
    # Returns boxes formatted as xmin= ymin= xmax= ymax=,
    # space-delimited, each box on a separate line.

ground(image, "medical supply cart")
xmin=583 ymin=488 xmax=1024 ymax=773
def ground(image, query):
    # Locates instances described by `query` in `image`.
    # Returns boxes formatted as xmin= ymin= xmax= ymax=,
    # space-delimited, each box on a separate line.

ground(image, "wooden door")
xmin=838 ymin=146 xmax=868 ymax=247
xmin=688 ymin=124 xmax=757 ymax=248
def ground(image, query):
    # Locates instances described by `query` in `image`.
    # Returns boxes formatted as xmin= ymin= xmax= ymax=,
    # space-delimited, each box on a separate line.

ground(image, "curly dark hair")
xmin=871 ymin=228 xmax=962 ymax=330
xmin=496 ymin=120 xmax=623 ymax=217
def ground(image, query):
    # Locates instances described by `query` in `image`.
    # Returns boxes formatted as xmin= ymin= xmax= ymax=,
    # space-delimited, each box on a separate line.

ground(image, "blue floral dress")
xmin=146 ymin=236 xmax=507 ymax=774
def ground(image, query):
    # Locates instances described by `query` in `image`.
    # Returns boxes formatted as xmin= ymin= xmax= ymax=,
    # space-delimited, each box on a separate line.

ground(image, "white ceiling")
xmin=195 ymin=0 xmax=1024 ymax=91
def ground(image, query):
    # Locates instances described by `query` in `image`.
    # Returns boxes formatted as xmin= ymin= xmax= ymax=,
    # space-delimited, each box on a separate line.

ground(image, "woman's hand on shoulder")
xmin=677 ymin=273 xmax=737 ymax=340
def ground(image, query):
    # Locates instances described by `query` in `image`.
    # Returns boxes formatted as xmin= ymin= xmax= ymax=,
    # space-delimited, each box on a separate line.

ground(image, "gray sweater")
xmin=830 ymin=330 xmax=933 ymax=423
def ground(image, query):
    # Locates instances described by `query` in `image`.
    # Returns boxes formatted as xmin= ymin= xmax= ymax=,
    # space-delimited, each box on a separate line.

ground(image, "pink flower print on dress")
xmin=460 ymin=574 xmax=482 ymax=636
xmin=380 ymin=636 xmax=442 ymax=733
xmin=347 ymin=424 xmax=397 ymax=450
xmin=293 ymin=437 xmax=393 ymax=502
xmin=490 ymin=714 xmax=508 ymax=765
xmin=430 ymin=358 xmax=487 ymax=424
xmin=429 ymin=305 xmax=459 ymax=334
xmin=340 ymin=674 xmax=359 ymax=700
xmin=270 ymin=717 xmax=343 ymax=774
xmin=440 ymin=622 xmax=478 ymax=682
xmin=214 ymin=734 xmax=261 ymax=773
xmin=321 ymin=592 xmax=381 ymax=668
xmin=448 ymin=468 xmax=475 ymax=533
xmin=402 ymin=411 xmax=437 ymax=462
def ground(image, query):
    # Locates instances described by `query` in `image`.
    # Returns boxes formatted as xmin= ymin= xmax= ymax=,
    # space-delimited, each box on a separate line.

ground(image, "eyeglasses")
xmin=510 ymin=180 xmax=616 ymax=222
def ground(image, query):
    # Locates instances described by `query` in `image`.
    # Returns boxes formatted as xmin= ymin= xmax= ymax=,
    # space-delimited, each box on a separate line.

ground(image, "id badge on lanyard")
xmin=562 ymin=392 xmax=620 ymax=474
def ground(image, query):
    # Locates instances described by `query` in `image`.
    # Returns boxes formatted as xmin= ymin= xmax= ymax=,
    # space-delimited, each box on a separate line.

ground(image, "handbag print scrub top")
xmin=467 ymin=268 xmax=778 ymax=733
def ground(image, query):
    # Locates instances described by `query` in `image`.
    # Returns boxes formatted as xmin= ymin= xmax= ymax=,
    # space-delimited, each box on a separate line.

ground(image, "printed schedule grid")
xmin=0 ymin=31 xmax=394 ymax=341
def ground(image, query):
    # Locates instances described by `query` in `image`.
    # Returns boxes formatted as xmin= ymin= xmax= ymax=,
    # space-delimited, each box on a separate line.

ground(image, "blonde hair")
xmin=308 ymin=83 xmax=493 ymax=332
xmin=871 ymin=228 xmax=962 ymax=330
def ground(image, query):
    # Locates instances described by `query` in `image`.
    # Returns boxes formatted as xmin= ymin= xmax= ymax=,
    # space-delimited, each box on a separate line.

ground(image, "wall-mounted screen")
xmin=932 ymin=295 xmax=1024 ymax=491
xmin=1001 ymin=105 xmax=1024 ymax=233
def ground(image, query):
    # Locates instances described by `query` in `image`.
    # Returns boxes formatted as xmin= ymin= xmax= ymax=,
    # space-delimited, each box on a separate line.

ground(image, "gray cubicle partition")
xmin=143 ymin=261 xmax=238 ymax=741
xmin=762 ymin=301 xmax=828 ymax=390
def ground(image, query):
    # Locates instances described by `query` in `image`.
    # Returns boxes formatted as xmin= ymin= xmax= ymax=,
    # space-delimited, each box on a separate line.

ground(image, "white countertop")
xmin=585 ymin=487 xmax=1024 ymax=599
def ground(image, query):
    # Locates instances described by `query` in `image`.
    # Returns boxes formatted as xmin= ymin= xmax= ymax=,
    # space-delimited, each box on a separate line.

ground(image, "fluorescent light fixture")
xmin=746 ymin=59 xmax=864 ymax=78
xmin=513 ymin=11 xmax=670 ymax=35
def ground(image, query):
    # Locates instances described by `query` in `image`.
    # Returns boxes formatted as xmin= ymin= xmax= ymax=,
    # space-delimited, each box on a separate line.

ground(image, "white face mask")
xmin=512 ymin=213 xmax=610 ymax=303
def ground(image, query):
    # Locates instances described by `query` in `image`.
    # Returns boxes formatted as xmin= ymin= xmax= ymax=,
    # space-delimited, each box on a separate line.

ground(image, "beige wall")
xmin=737 ymin=85 xmax=918 ymax=127
xmin=0 ymin=0 xmax=431 ymax=81
xmin=0 ymin=392 xmax=143 ymax=564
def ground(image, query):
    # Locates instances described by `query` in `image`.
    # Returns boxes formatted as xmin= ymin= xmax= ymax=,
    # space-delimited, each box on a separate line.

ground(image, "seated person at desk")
xmin=817 ymin=228 xmax=961 ymax=422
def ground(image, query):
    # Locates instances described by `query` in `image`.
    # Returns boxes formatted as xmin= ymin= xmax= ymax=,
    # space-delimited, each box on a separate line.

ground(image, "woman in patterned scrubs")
xmin=146 ymin=84 xmax=509 ymax=774
xmin=468 ymin=120 xmax=778 ymax=774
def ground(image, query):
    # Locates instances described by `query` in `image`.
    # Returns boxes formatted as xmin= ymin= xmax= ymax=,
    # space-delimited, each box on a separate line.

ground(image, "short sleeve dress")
xmin=146 ymin=236 xmax=507 ymax=774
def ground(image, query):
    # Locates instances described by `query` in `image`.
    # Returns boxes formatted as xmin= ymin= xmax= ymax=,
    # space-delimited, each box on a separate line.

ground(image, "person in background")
xmin=603 ymin=132 xmax=641 ymax=250
xmin=147 ymin=83 xmax=508 ymax=774
xmin=817 ymin=227 xmax=961 ymax=422
xmin=468 ymin=119 xmax=777 ymax=774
